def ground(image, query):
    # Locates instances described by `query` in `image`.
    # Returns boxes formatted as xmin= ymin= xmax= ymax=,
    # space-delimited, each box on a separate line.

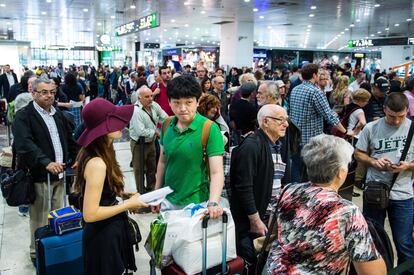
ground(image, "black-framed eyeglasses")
xmin=36 ymin=89 xmax=57 ymax=96
xmin=266 ymin=116 xmax=289 ymax=124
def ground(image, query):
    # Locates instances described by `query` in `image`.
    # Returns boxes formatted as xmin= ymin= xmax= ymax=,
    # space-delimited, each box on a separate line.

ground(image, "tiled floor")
xmin=0 ymin=141 xmax=156 ymax=275
xmin=0 ymin=128 xmax=396 ymax=274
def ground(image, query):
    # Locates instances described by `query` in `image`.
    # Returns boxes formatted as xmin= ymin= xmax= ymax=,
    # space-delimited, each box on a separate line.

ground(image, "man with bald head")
xmin=210 ymin=75 xmax=230 ymax=122
xmin=230 ymin=104 xmax=288 ymax=271
xmin=129 ymin=85 xmax=168 ymax=193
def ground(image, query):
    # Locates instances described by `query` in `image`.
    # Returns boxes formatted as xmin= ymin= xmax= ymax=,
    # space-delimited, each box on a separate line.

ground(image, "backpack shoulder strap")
xmin=162 ymin=116 xmax=174 ymax=136
xmin=202 ymin=119 xmax=213 ymax=177
xmin=201 ymin=119 xmax=213 ymax=152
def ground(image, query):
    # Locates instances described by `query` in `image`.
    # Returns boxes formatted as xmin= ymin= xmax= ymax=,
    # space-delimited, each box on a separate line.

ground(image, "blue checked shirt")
xmin=289 ymin=81 xmax=339 ymax=146
xmin=33 ymin=101 xmax=64 ymax=178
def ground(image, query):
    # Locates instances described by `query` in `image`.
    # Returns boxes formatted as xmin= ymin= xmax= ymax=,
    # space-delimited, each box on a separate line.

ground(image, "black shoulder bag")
xmin=0 ymin=145 xmax=35 ymax=206
xmin=363 ymin=121 xmax=414 ymax=209
xmin=255 ymin=185 xmax=290 ymax=275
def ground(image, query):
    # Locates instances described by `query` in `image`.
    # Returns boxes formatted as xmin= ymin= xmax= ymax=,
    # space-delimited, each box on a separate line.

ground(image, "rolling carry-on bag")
xmin=161 ymin=212 xmax=245 ymax=275
xmin=35 ymin=171 xmax=83 ymax=275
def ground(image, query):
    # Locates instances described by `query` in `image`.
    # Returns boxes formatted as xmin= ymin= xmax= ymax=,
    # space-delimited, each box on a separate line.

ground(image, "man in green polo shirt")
xmin=152 ymin=75 xmax=225 ymax=219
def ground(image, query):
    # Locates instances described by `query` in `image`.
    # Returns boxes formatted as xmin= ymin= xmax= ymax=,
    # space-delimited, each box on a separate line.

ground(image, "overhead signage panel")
xmin=348 ymin=37 xmax=409 ymax=47
xmin=115 ymin=12 xmax=160 ymax=37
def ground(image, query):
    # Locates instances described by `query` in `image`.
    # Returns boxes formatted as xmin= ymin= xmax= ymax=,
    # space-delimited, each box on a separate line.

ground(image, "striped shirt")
xmin=33 ymin=101 xmax=64 ymax=178
xmin=289 ymin=81 xmax=339 ymax=145
xmin=267 ymin=140 xmax=286 ymax=213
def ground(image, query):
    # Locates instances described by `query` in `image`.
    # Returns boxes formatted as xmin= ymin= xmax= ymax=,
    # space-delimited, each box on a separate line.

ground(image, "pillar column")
xmin=219 ymin=20 xmax=254 ymax=68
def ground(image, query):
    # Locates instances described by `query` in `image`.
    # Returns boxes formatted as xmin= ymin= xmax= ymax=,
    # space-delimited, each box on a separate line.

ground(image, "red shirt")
xmin=151 ymin=82 xmax=173 ymax=116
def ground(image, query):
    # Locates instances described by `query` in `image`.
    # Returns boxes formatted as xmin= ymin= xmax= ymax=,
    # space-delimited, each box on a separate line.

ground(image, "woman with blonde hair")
xmin=330 ymin=75 xmax=350 ymax=113
xmin=346 ymin=88 xmax=371 ymax=136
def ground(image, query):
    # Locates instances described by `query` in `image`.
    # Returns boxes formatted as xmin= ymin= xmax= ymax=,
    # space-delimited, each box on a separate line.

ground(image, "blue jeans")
xmin=290 ymin=146 xmax=307 ymax=183
xmin=363 ymin=198 xmax=414 ymax=274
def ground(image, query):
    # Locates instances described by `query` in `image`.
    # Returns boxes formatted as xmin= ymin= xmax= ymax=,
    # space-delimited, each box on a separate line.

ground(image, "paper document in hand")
xmin=140 ymin=187 xmax=173 ymax=206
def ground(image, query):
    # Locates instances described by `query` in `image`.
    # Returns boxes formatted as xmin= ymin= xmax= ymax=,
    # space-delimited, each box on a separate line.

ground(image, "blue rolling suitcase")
xmin=35 ymin=171 xmax=83 ymax=275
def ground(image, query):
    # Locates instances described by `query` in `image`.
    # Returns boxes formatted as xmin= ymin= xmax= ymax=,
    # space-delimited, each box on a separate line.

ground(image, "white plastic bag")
xmin=153 ymin=203 xmax=232 ymax=268
xmin=171 ymin=213 xmax=237 ymax=274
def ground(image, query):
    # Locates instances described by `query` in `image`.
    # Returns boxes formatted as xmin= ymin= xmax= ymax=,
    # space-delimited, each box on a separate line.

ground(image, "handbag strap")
xmin=390 ymin=120 xmax=414 ymax=190
xmin=258 ymin=184 xmax=290 ymax=256
xmin=142 ymin=105 xmax=157 ymax=126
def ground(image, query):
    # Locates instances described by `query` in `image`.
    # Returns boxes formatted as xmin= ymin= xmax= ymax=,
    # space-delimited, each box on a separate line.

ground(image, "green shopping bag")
xmin=145 ymin=214 xmax=168 ymax=267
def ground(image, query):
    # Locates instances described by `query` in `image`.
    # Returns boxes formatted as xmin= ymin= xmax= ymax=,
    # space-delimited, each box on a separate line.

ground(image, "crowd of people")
xmin=3 ymin=59 xmax=414 ymax=274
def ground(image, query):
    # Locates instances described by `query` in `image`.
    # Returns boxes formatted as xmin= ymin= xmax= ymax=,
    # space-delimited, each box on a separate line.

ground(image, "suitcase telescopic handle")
xmin=202 ymin=211 xmax=229 ymax=275
xmin=201 ymin=212 xmax=228 ymax=228
xmin=47 ymin=170 xmax=67 ymax=212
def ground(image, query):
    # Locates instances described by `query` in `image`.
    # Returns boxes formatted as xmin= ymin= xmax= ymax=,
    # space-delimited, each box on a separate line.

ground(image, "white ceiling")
xmin=0 ymin=0 xmax=412 ymax=51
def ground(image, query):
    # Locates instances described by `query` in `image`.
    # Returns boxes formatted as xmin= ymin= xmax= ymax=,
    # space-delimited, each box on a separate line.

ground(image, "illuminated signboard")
xmin=348 ymin=37 xmax=410 ymax=47
xmin=96 ymin=46 xmax=120 ymax=52
xmin=348 ymin=39 xmax=374 ymax=48
xmin=253 ymin=49 xmax=267 ymax=58
xmin=408 ymin=38 xmax=414 ymax=45
xmin=115 ymin=12 xmax=160 ymax=37
xmin=162 ymin=48 xmax=181 ymax=56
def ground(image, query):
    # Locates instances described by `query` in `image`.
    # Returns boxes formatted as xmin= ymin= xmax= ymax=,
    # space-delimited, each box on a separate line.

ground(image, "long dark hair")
xmin=74 ymin=135 xmax=124 ymax=196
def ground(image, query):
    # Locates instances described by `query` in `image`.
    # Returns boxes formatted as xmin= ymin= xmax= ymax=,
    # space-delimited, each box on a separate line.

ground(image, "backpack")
xmin=331 ymin=103 xmax=360 ymax=139
xmin=348 ymin=217 xmax=394 ymax=274
xmin=162 ymin=116 xmax=212 ymax=173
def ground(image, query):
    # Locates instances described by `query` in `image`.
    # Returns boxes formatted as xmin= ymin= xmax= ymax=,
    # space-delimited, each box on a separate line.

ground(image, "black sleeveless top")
xmin=82 ymin=177 xmax=136 ymax=275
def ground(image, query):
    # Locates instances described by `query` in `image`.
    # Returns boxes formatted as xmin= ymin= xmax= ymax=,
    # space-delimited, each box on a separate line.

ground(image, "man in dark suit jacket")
xmin=12 ymin=77 xmax=77 ymax=264
xmin=0 ymin=64 xmax=18 ymax=100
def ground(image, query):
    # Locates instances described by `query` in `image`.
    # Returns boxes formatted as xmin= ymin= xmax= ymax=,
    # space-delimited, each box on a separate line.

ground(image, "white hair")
xmin=257 ymin=104 xmax=284 ymax=128
xmin=302 ymin=134 xmax=354 ymax=184
xmin=239 ymin=73 xmax=258 ymax=86
xmin=212 ymin=76 xmax=224 ymax=84
xmin=260 ymin=81 xmax=279 ymax=99
xmin=137 ymin=85 xmax=151 ymax=98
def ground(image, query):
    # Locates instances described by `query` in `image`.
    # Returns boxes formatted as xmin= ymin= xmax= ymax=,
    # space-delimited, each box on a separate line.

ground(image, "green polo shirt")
xmin=160 ymin=113 xmax=224 ymax=205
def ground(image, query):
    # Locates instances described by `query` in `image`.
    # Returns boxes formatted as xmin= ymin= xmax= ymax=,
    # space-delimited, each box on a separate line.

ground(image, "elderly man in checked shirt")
xmin=289 ymin=63 xmax=350 ymax=183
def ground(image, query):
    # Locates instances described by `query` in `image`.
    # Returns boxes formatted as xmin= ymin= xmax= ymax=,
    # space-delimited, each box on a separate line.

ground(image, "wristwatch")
xmin=207 ymin=201 xmax=219 ymax=207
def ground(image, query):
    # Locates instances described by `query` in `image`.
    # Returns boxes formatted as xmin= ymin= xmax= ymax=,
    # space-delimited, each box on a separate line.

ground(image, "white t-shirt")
xmin=356 ymin=118 xmax=414 ymax=200
xmin=347 ymin=109 xmax=364 ymax=138
xmin=349 ymin=80 xmax=361 ymax=92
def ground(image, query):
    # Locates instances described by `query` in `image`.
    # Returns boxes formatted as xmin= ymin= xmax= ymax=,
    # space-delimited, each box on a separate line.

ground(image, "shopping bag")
xmin=145 ymin=203 xmax=229 ymax=268
xmin=145 ymin=214 xmax=168 ymax=267
xmin=171 ymin=212 xmax=237 ymax=274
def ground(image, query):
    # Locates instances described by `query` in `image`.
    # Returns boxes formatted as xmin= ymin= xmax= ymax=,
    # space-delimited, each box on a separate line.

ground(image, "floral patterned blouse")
xmin=265 ymin=182 xmax=381 ymax=275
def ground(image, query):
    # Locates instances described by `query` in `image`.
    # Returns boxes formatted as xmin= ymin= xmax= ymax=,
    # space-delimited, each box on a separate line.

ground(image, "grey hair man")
xmin=12 ymin=76 xmax=77 ymax=264
xmin=230 ymin=104 xmax=288 ymax=270
xmin=257 ymin=80 xmax=279 ymax=106
xmin=210 ymin=75 xmax=230 ymax=122
xmin=196 ymin=65 xmax=207 ymax=83
xmin=129 ymin=85 xmax=168 ymax=194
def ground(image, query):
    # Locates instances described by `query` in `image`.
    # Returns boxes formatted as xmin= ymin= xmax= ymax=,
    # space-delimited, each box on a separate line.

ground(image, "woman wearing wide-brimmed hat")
xmin=74 ymin=98 xmax=148 ymax=275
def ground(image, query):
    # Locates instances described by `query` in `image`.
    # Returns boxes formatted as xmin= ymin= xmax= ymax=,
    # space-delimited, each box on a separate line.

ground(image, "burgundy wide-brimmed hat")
xmin=77 ymin=98 xmax=134 ymax=147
